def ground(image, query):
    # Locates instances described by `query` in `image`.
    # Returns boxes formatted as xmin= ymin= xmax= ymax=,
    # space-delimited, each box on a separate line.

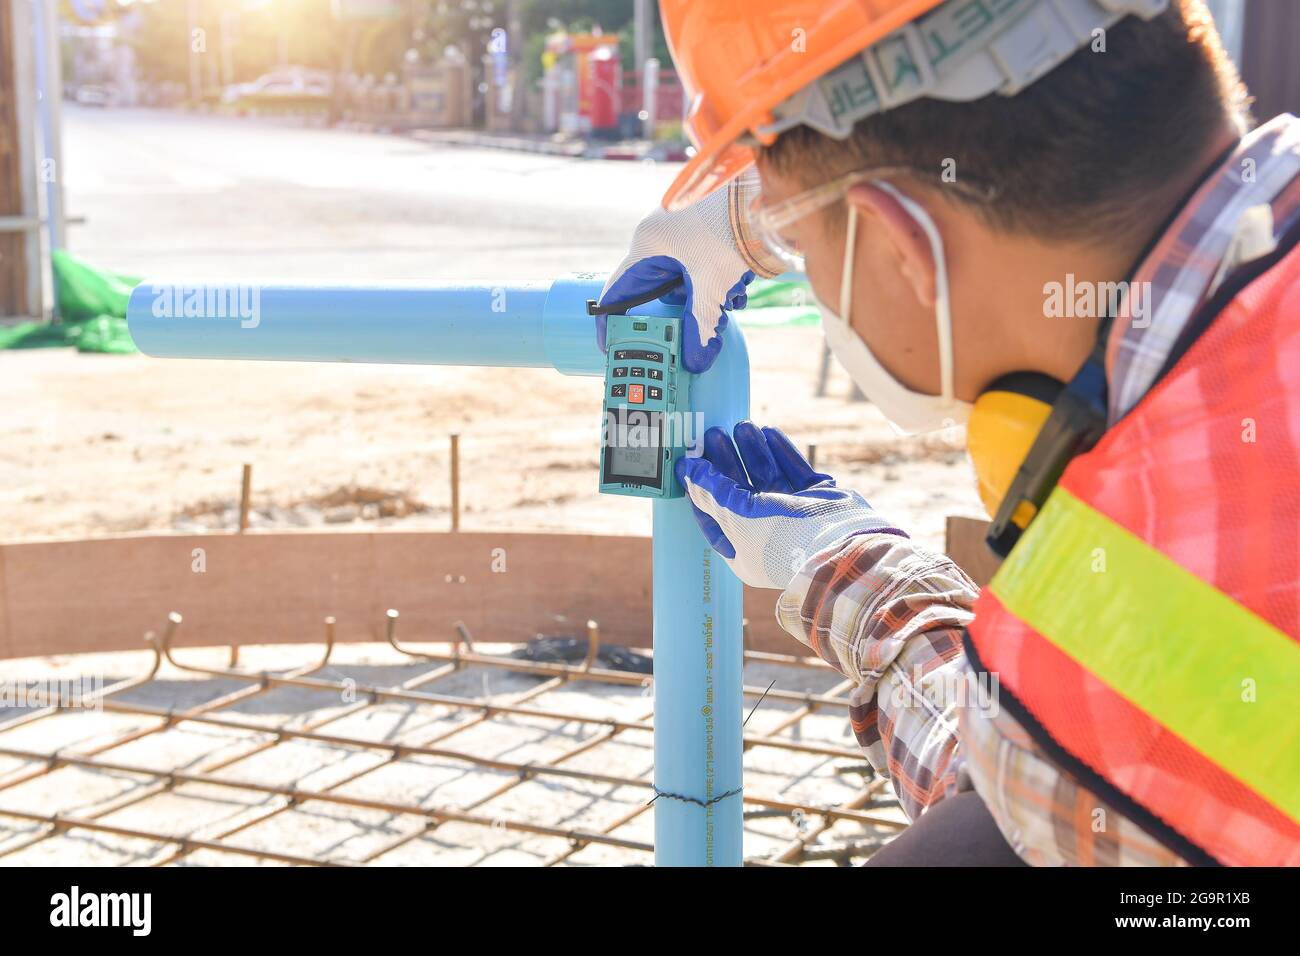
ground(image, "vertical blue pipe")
xmin=652 ymin=329 xmax=749 ymax=867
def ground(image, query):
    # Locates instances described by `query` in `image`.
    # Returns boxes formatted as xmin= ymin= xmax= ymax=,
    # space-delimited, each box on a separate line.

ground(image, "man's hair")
xmin=760 ymin=0 xmax=1250 ymax=242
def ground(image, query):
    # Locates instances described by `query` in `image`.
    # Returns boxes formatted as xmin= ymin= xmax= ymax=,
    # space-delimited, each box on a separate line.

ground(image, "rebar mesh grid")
xmin=0 ymin=612 xmax=906 ymax=866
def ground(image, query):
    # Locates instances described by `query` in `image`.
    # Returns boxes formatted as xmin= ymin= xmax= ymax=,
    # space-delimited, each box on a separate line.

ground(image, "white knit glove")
xmin=596 ymin=170 xmax=781 ymax=372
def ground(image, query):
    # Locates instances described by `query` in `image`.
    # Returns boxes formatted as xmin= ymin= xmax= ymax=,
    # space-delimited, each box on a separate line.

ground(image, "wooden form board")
xmin=0 ymin=521 xmax=997 ymax=662
xmin=0 ymin=530 xmax=799 ymax=660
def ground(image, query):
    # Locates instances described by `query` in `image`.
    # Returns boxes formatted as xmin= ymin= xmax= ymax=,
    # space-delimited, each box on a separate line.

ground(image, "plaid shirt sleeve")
xmin=775 ymin=531 xmax=978 ymax=822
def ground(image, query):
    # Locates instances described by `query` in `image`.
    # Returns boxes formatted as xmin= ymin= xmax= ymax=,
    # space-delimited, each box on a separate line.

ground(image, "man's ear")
xmin=845 ymin=182 xmax=937 ymax=309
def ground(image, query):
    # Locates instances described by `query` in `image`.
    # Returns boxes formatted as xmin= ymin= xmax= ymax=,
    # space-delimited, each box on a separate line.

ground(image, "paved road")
xmin=64 ymin=106 xmax=681 ymax=282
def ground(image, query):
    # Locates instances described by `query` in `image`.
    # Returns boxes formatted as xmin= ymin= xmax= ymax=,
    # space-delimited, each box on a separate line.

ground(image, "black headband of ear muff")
xmin=981 ymin=371 xmax=1065 ymax=406
xmin=984 ymin=330 xmax=1110 ymax=558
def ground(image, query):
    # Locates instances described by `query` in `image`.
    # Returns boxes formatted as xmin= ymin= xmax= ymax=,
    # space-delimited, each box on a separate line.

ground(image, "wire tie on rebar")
xmin=743 ymin=679 xmax=778 ymax=728
xmin=258 ymin=671 xmax=271 ymax=690
xmin=647 ymin=786 xmax=743 ymax=808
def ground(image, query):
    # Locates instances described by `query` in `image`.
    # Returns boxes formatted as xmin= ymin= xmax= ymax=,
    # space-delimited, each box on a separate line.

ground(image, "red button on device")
xmin=628 ymin=384 xmax=645 ymax=404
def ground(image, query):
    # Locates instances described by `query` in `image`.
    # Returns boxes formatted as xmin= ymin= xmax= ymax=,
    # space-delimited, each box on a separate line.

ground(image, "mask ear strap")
xmin=871 ymin=181 xmax=955 ymax=405
xmin=840 ymin=204 xmax=858 ymax=326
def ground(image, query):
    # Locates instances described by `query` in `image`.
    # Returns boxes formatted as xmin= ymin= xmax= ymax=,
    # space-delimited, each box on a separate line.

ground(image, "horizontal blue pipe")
xmin=127 ymin=280 xmax=550 ymax=368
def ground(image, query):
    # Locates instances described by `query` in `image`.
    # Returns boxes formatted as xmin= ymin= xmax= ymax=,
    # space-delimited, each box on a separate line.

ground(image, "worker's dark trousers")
xmin=864 ymin=791 xmax=1028 ymax=866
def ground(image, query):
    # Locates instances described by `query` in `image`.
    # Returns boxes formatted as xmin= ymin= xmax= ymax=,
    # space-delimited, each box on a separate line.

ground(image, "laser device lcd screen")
xmin=609 ymin=442 xmax=660 ymax=479
xmin=604 ymin=411 xmax=663 ymax=485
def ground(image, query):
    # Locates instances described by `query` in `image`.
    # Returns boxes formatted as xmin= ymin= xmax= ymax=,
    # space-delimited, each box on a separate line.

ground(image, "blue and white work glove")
xmin=596 ymin=170 xmax=782 ymax=373
xmin=674 ymin=422 xmax=907 ymax=590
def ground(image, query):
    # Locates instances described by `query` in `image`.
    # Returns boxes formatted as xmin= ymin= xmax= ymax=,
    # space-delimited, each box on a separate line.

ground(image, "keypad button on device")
xmin=647 ymin=368 xmax=662 ymax=380
xmin=613 ymin=366 xmax=628 ymax=378
xmin=648 ymin=386 xmax=662 ymax=400
xmin=611 ymin=384 xmax=627 ymax=397
xmin=628 ymin=384 xmax=645 ymax=404
xmin=630 ymin=367 xmax=645 ymax=378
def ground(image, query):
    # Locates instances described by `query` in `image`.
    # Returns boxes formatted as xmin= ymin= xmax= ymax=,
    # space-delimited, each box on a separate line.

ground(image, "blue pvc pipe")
xmin=126 ymin=276 xmax=688 ymax=375
xmin=126 ymin=275 xmax=748 ymax=866
xmin=653 ymin=329 xmax=748 ymax=867
xmin=128 ymin=281 xmax=555 ymax=369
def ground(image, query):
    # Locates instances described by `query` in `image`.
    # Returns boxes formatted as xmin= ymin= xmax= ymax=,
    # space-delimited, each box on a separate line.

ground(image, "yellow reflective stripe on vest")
xmin=989 ymin=488 xmax=1300 ymax=822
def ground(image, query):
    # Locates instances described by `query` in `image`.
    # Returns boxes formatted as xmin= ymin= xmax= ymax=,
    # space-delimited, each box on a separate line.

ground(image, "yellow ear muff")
xmin=967 ymin=373 xmax=1064 ymax=518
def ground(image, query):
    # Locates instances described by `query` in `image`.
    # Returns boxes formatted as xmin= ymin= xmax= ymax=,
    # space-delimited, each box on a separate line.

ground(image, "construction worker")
xmin=597 ymin=0 xmax=1300 ymax=866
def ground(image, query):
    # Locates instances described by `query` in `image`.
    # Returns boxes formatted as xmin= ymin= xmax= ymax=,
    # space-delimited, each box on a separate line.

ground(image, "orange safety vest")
xmin=966 ymin=226 xmax=1300 ymax=867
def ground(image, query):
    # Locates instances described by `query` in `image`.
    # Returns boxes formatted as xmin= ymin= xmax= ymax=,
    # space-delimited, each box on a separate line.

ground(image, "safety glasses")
xmin=749 ymin=166 xmax=998 ymax=270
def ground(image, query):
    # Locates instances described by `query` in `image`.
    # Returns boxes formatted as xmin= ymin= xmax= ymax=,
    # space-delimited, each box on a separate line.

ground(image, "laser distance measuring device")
xmin=590 ymin=284 xmax=695 ymax=499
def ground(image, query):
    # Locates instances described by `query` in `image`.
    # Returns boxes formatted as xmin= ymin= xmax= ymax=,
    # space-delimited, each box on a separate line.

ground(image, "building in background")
xmin=539 ymin=30 xmax=622 ymax=137
xmin=64 ymin=15 xmax=139 ymax=107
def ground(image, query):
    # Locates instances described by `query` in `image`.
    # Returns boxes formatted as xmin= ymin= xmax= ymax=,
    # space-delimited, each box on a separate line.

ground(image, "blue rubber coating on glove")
xmin=702 ymin=425 xmax=748 ymax=486
xmin=761 ymin=425 xmax=834 ymax=491
xmin=732 ymin=421 xmax=784 ymax=492
xmin=595 ymin=257 xmax=754 ymax=373
xmin=675 ymin=457 xmax=737 ymax=558
xmin=681 ymin=454 xmax=845 ymax=519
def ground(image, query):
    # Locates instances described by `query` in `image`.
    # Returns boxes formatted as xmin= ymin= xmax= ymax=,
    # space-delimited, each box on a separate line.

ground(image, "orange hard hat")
xmin=660 ymin=0 xmax=946 ymax=211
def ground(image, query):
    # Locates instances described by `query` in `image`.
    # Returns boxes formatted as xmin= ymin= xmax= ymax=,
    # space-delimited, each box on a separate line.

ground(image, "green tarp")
xmin=0 ymin=250 xmax=140 ymax=353
xmin=53 ymin=248 xmax=141 ymax=323
xmin=736 ymin=277 xmax=822 ymax=328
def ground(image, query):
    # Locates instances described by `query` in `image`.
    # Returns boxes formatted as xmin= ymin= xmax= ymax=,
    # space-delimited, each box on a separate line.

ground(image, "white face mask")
xmin=817 ymin=182 xmax=971 ymax=435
